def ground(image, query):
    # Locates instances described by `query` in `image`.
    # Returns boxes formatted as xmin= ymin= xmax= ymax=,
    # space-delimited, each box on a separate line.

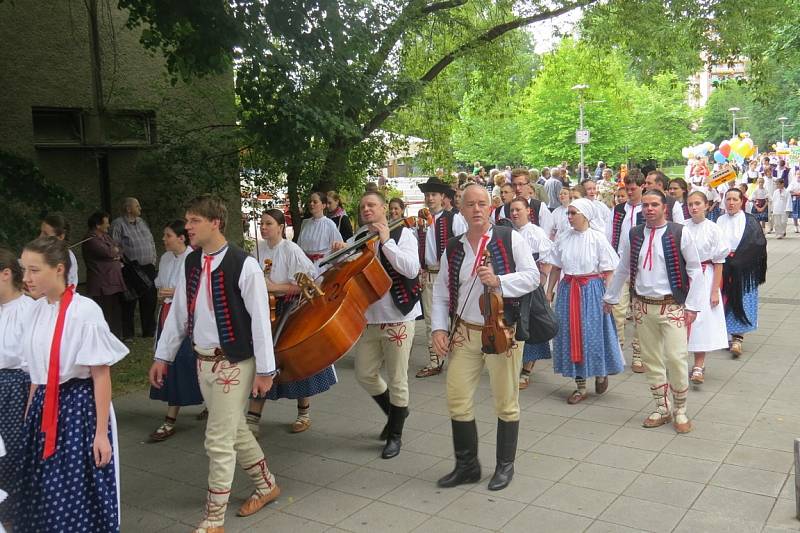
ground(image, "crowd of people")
xmin=0 ymin=154 xmax=779 ymax=531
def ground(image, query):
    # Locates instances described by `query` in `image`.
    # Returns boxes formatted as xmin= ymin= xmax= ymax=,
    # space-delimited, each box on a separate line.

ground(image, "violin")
xmin=262 ymin=259 xmax=277 ymax=328
xmin=478 ymin=250 xmax=514 ymax=354
xmin=417 ymin=207 xmax=433 ymax=230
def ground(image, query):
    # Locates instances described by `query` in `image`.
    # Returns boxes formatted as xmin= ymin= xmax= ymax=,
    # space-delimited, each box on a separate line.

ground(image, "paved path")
xmin=118 ymin=234 xmax=800 ymax=532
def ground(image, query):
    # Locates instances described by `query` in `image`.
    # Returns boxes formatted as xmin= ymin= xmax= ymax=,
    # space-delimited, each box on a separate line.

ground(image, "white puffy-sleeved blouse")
xmin=20 ymin=293 xmax=128 ymax=385
xmin=685 ymin=219 xmax=729 ymax=263
xmin=0 ymin=293 xmax=36 ymax=370
xmin=549 ymin=228 xmax=620 ymax=275
xmin=252 ymin=239 xmax=317 ymax=283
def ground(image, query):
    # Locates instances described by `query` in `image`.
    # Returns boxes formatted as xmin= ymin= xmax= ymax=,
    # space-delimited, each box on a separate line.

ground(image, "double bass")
xmin=272 ymin=216 xmax=418 ymax=383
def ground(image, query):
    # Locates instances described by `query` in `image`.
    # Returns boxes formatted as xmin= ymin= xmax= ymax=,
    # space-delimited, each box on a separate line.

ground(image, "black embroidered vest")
xmin=629 ymin=223 xmax=689 ymax=304
xmin=611 ymin=203 xmax=643 ymax=252
xmin=528 ymin=198 xmax=542 ymax=226
xmin=380 ymin=227 xmax=422 ymax=314
xmin=185 ymin=244 xmax=254 ymax=362
xmin=434 ymin=210 xmax=456 ymax=261
xmin=445 ymin=226 xmax=520 ymax=325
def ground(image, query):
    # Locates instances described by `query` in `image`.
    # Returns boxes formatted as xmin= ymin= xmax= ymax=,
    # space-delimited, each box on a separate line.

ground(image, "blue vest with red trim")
xmin=185 ymin=245 xmax=254 ymax=362
xmin=629 ymin=223 xmax=689 ymax=304
xmin=444 ymin=226 xmax=520 ymax=324
xmin=434 ymin=210 xmax=455 ymax=260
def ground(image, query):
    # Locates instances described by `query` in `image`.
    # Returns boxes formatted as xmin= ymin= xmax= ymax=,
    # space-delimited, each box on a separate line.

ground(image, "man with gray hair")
xmin=111 ymin=197 xmax=158 ymax=339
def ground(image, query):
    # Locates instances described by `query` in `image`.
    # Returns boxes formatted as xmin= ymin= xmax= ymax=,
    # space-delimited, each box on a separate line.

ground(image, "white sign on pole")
xmin=576 ymin=129 xmax=590 ymax=145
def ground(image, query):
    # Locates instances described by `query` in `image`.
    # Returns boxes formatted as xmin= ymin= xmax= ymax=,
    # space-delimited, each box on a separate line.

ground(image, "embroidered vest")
xmin=665 ymin=196 xmax=676 ymax=222
xmin=611 ymin=203 xmax=643 ymax=252
xmin=434 ymin=210 xmax=456 ymax=260
xmin=629 ymin=223 xmax=689 ymax=304
xmin=185 ymin=245 xmax=255 ymax=362
xmin=445 ymin=226 xmax=520 ymax=324
xmin=494 ymin=204 xmax=509 ymax=224
xmin=528 ymin=198 xmax=542 ymax=226
xmin=380 ymin=227 xmax=422 ymax=314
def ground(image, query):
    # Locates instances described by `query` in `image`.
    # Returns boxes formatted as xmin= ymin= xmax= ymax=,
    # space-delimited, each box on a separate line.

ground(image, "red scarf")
xmin=41 ymin=285 xmax=75 ymax=459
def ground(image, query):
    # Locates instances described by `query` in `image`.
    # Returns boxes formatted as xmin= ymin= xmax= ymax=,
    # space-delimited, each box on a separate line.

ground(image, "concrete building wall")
xmin=0 ymin=1 xmax=241 ymax=277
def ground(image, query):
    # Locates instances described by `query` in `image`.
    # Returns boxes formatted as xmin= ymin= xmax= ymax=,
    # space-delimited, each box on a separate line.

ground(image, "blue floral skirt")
xmin=14 ymin=379 xmax=119 ymax=533
xmin=266 ymin=366 xmax=338 ymax=400
xmin=792 ymin=197 xmax=800 ymax=219
xmin=553 ymin=277 xmax=625 ymax=378
xmin=725 ymin=287 xmax=759 ymax=335
xmin=523 ymin=341 xmax=552 ymax=363
xmin=0 ymin=368 xmax=29 ymax=523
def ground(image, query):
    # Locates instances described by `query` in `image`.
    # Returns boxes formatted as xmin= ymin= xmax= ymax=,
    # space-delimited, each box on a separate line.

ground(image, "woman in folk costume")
xmin=717 ymin=188 xmax=768 ymax=357
xmin=550 ymin=187 xmax=573 ymax=241
xmin=148 ymin=220 xmax=204 ymax=442
xmin=683 ymin=191 xmax=730 ymax=384
xmin=0 ymin=248 xmax=35 ymax=526
xmin=16 ymin=237 xmax=128 ymax=532
xmin=668 ymin=178 xmax=691 ymax=222
xmin=247 ymin=209 xmax=336 ymax=435
xmin=504 ymin=197 xmax=554 ymax=390
xmin=298 ymin=191 xmax=341 ymax=272
xmin=546 ymin=199 xmax=624 ymax=404
xmin=326 ymin=191 xmax=354 ymax=241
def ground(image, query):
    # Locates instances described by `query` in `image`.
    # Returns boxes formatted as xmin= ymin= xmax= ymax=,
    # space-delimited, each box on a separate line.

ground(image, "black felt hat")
xmin=418 ymin=176 xmax=452 ymax=194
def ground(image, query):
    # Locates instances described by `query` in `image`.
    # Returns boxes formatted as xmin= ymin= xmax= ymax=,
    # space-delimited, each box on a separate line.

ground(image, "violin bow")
xmin=440 ymin=249 xmax=487 ymax=367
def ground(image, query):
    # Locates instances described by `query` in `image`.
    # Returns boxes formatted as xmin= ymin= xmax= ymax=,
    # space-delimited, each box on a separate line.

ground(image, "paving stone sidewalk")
xmin=118 ymin=235 xmax=800 ymax=532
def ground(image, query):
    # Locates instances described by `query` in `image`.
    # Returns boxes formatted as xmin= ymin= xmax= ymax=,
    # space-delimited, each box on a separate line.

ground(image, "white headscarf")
xmin=570 ymin=198 xmax=603 ymax=232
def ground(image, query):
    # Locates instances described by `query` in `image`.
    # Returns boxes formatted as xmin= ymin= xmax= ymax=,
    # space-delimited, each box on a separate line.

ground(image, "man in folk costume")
xmin=510 ymin=168 xmax=555 ymax=237
xmin=606 ymin=170 xmax=646 ymax=372
xmin=416 ymin=177 xmax=468 ymax=378
xmin=604 ymin=189 xmax=704 ymax=434
xmin=491 ymin=183 xmax=515 ymax=225
xmin=644 ymin=170 xmax=686 ymax=223
xmin=338 ymin=191 xmax=422 ymax=458
xmin=431 ymin=185 xmax=538 ymax=491
xmin=150 ymin=195 xmax=279 ymax=533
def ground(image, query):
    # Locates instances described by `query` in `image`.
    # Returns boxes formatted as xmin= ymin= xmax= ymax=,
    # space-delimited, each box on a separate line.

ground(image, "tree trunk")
xmin=286 ymin=165 xmax=303 ymax=243
xmin=315 ymin=136 xmax=354 ymax=192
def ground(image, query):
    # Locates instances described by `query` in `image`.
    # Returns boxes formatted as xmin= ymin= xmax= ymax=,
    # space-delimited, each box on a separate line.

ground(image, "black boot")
xmin=372 ymin=392 xmax=391 ymax=440
xmin=381 ymin=404 xmax=407 ymax=459
xmin=488 ymin=419 xmax=518 ymax=491
xmin=437 ymin=419 xmax=482 ymax=488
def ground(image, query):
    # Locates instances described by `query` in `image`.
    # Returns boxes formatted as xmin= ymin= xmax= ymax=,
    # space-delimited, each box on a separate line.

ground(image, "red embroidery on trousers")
xmin=214 ymin=360 xmax=241 ymax=393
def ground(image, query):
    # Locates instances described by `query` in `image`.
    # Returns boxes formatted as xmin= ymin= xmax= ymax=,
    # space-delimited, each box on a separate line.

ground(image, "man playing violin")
xmin=331 ymin=191 xmax=422 ymax=459
xmin=431 ymin=184 xmax=539 ymax=492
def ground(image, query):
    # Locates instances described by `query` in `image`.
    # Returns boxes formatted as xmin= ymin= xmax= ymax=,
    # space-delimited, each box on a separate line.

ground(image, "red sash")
xmin=563 ymin=274 xmax=602 ymax=364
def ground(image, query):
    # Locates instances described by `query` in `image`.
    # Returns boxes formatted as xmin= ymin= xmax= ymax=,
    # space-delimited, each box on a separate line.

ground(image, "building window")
xmin=105 ymin=111 xmax=156 ymax=144
xmin=32 ymin=107 xmax=84 ymax=144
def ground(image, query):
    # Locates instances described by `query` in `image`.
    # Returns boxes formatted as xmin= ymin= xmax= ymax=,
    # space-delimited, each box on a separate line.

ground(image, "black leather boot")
xmin=372 ymin=391 xmax=391 ymax=440
xmin=437 ymin=419 xmax=482 ymax=488
xmin=488 ymin=419 xmax=518 ymax=491
xmin=381 ymin=404 xmax=407 ymax=459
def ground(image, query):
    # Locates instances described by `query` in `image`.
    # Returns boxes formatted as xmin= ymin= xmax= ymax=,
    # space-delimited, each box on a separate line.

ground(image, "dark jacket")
xmin=82 ymin=231 xmax=126 ymax=296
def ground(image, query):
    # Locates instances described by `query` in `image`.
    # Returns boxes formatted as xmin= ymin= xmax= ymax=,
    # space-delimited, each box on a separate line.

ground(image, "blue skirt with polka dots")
xmin=0 ymin=368 xmax=29 ymax=523
xmin=14 ymin=378 xmax=119 ymax=533
xmin=725 ymin=286 xmax=759 ymax=335
xmin=265 ymin=365 xmax=338 ymax=400
xmin=523 ymin=341 xmax=552 ymax=363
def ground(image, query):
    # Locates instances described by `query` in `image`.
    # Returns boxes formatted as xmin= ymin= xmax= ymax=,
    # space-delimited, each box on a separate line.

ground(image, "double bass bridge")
xmin=295 ymin=272 xmax=325 ymax=302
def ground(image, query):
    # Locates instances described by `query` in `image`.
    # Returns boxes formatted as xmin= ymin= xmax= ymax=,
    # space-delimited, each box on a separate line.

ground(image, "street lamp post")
xmin=728 ymin=107 xmax=740 ymax=137
xmin=572 ymin=84 xmax=589 ymax=181
xmin=778 ymin=116 xmax=789 ymax=143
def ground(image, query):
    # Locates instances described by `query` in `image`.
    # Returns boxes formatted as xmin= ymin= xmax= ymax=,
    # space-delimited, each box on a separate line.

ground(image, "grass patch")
xmin=113 ymin=337 xmax=153 ymax=396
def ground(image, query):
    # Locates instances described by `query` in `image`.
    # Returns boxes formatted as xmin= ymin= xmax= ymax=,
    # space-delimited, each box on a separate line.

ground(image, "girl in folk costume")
xmin=299 ymin=191 xmax=342 ymax=272
xmin=668 ymin=178 xmax=691 ymax=222
xmin=148 ymin=220 xmax=204 ymax=442
xmin=550 ymin=187 xmax=572 ymax=241
xmin=751 ymin=177 xmax=769 ymax=229
xmin=684 ymin=192 xmax=730 ymax=384
xmin=388 ymin=197 xmax=406 ymax=222
xmin=326 ymin=190 xmax=354 ymax=242
xmin=717 ymin=188 xmax=768 ymax=357
xmin=546 ymin=199 xmax=624 ymax=404
xmin=247 ymin=210 xmax=336 ymax=435
xmin=505 ymin=198 xmax=554 ymax=390
xmin=0 ymin=248 xmax=35 ymax=525
xmin=16 ymin=237 xmax=128 ymax=532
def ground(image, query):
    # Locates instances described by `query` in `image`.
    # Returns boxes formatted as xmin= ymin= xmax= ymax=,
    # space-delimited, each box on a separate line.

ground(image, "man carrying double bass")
xmin=431 ymin=184 xmax=539 ymax=492
xmin=332 ymin=191 xmax=422 ymax=459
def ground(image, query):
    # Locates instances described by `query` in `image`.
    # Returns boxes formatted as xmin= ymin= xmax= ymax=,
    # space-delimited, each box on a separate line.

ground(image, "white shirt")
xmin=154 ymin=246 xmax=277 ymax=374
xmin=535 ymin=202 xmax=555 ymax=237
xmin=670 ymin=200 xmax=686 ymax=224
xmin=685 ymin=219 xmax=729 ymax=263
xmin=516 ymin=222 xmax=553 ymax=265
xmin=431 ymin=229 xmax=538 ymax=331
xmin=787 ymin=181 xmax=800 ymax=198
xmin=348 ymin=226 xmax=422 ymax=324
xmin=605 ymin=202 xmax=642 ymax=249
xmin=21 ymin=293 xmax=128 ymax=384
xmin=298 ymin=216 xmax=340 ymax=266
xmin=717 ymin=211 xmax=746 ymax=251
xmin=551 ymin=206 xmax=570 ymax=240
xmin=252 ymin=239 xmax=316 ymax=283
xmin=605 ymin=224 xmax=705 ymax=312
xmin=0 ymin=293 xmax=35 ymax=370
xmin=591 ymin=199 xmax=611 ymax=233
xmin=549 ymin=228 xmax=619 ymax=275
xmin=67 ymin=249 xmax=78 ymax=287
xmin=425 ymin=210 xmax=468 ymax=268
xmin=154 ymin=247 xmax=193 ymax=303
xmin=772 ymin=188 xmax=791 ymax=213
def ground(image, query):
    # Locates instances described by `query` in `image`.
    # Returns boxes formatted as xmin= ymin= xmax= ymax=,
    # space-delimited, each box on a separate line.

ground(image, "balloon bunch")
xmin=681 ymin=142 xmax=715 ymax=160
xmin=713 ymin=133 xmax=755 ymax=165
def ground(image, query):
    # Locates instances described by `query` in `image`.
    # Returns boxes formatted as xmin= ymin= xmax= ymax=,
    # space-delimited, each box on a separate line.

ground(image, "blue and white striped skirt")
xmin=553 ymin=277 xmax=625 ymax=379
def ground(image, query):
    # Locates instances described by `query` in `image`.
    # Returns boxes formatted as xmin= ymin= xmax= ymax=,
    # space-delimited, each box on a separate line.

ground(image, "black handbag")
xmin=514 ymin=285 xmax=559 ymax=344
xmin=121 ymin=256 xmax=154 ymax=300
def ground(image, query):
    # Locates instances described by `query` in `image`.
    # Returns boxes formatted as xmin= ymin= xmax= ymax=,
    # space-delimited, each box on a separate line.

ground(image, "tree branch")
xmin=423 ymin=0 xmax=469 ymax=14
xmin=362 ymin=0 xmax=598 ymax=137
